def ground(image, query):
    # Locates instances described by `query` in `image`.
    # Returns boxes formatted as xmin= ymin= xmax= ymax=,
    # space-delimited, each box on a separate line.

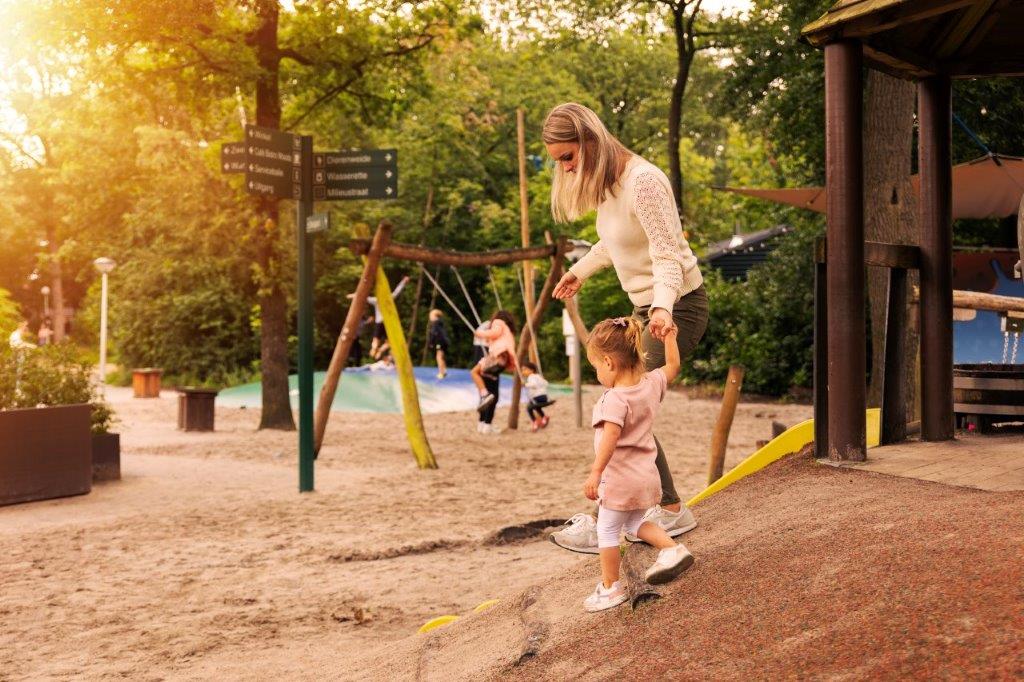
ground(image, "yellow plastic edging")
xmin=686 ymin=408 xmax=881 ymax=507
xmin=418 ymin=614 xmax=459 ymax=634
xmin=473 ymin=599 xmax=500 ymax=613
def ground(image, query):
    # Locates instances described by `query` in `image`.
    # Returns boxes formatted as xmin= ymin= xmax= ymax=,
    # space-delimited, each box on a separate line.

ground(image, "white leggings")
xmin=596 ymin=506 xmax=646 ymax=549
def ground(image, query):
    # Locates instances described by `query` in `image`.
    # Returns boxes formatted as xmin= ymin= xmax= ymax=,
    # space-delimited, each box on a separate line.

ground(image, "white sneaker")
xmin=625 ymin=505 xmax=698 ymax=542
xmin=644 ymin=544 xmax=694 ymax=585
xmin=583 ymin=580 xmax=628 ymax=612
xmin=549 ymin=513 xmax=600 ymax=554
xmin=476 ymin=421 xmax=486 ymax=434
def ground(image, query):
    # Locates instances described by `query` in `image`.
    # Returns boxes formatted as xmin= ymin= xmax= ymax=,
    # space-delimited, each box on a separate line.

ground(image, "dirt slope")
xmin=350 ymin=451 xmax=1024 ymax=681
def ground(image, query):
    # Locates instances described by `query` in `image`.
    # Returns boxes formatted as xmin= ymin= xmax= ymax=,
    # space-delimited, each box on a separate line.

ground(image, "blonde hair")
xmin=429 ymin=309 xmax=443 ymax=320
xmin=587 ymin=317 xmax=646 ymax=371
xmin=542 ymin=103 xmax=631 ymax=222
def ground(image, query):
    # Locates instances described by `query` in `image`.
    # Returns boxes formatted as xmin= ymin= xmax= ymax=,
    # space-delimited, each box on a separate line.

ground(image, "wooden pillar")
xmin=824 ymin=41 xmax=866 ymax=462
xmin=880 ymin=267 xmax=910 ymax=444
xmin=813 ymin=253 xmax=828 ymax=456
xmin=918 ymin=75 xmax=954 ymax=441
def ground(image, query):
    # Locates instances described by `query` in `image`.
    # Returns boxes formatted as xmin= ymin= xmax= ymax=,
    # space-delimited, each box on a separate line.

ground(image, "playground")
xmin=3 ymin=0 xmax=1024 ymax=679
xmin=0 ymin=384 xmax=816 ymax=679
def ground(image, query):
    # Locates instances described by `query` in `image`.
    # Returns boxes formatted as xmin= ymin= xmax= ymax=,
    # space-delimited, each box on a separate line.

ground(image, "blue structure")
xmin=953 ymin=255 xmax=1024 ymax=364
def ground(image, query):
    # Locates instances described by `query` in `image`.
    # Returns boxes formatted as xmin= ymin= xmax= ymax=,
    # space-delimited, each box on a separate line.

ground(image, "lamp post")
xmin=93 ymin=257 xmax=116 ymax=387
xmin=40 ymin=285 xmax=50 ymax=318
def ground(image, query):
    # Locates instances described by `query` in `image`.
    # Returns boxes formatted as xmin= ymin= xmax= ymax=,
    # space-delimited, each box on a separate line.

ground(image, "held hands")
xmin=583 ymin=470 xmax=601 ymax=501
xmin=648 ymin=307 xmax=676 ymax=341
xmin=553 ymin=271 xmax=582 ymax=300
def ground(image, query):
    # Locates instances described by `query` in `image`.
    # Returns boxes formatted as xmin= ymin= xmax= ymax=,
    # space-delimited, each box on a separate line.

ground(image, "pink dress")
xmin=591 ymin=370 xmax=666 ymax=511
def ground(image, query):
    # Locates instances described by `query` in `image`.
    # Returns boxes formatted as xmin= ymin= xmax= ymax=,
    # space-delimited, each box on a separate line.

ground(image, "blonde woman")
xmin=545 ymin=102 xmax=709 ymax=554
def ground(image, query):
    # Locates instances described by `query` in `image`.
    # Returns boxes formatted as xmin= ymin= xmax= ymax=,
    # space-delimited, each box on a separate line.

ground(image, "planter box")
xmin=91 ymin=432 xmax=121 ymax=481
xmin=177 ymin=388 xmax=219 ymax=432
xmin=132 ymin=368 xmax=162 ymax=398
xmin=0 ymin=404 xmax=92 ymax=506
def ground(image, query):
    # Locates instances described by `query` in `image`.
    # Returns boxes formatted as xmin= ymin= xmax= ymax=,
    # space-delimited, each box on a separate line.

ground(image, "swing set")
xmin=313 ymin=220 xmax=574 ymax=469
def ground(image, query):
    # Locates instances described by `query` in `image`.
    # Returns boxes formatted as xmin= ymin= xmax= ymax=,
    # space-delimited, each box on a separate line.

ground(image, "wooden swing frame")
xmin=313 ymin=220 xmax=574 ymax=467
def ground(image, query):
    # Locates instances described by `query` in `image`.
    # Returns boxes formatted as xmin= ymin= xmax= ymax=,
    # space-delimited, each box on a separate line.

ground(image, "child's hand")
xmin=583 ymin=471 xmax=600 ymax=501
xmin=663 ymin=325 xmax=678 ymax=344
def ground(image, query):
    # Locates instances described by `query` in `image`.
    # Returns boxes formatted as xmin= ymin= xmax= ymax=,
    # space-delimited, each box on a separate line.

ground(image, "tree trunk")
xmin=253 ymin=0 xmax=294 ymax=430
xmin=863 ymin=71 xmax=918 ymax=416
xmin=666 ymin=4 xmax=691 ymax=217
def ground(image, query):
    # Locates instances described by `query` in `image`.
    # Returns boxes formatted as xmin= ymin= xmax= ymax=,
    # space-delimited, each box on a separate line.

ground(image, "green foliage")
xmin=0 ymin=344 xmax=115 ymax=433
xmin=683 ymin=218 xmax=824 ymax=395
xmin=0 ymin=288 xmax=21 ymax=338
xmin=102 ymin=255 xmax=258 ymax=387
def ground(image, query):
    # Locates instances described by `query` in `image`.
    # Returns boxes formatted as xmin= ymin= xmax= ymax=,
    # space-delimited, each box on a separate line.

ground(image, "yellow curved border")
xmin=418 ymin=614 xmax=459 ymax=634
xmin=686 ymin=408 xmax=881 ymax=507
xmin=473 ymin=599 xmax=500 ymax=613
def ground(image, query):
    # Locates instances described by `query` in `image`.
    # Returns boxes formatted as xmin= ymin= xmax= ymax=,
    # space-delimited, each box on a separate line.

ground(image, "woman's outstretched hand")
xmin=648 ymin=307 xmax=675 ymax=340
xmin=553 ymin=271 xmax=582 ymax=300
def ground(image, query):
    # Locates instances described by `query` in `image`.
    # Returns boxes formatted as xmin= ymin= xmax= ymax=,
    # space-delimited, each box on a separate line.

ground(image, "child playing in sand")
xmin=427 ymin=309 xmax=450 ymax=380
xmin=470 ymin=310 xmax=517 ymax=413
xmin=581 ymin=316 xmax=693 ymax=612
xmin=522 ymin=361 xmax=550 ymax=432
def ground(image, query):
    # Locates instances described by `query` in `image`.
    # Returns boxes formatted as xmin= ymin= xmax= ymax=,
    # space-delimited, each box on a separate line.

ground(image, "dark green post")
xmin=297 ymin=135 xmax=315 ymax=491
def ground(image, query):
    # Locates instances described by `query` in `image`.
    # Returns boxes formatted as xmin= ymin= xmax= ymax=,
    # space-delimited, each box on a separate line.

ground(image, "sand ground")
xmin=0 ymin=384 xmax=811 ymax=680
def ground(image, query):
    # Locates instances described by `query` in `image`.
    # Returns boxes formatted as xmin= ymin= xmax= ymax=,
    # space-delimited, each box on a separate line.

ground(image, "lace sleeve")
xmin=568 ymin=239 xmax=612 ymax=282
xmin=633 ymin=172 xmax=686 ymax=311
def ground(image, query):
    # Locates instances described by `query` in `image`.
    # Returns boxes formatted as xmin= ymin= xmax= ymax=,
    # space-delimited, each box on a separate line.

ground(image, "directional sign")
xmin=244 ymin=125 xmax=301 ymax=199
xmin=305 ymin=212 xmax=330 ymax=234
xmin=313 ymin=149 xmax=396 ymax=168
xmin=312 ymin=149 xmax=398 ymax=201
xmin=221 ymin=142 xmax=246 ymax=173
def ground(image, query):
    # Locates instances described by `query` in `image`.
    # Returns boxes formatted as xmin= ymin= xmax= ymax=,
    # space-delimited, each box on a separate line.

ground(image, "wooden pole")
xmin=824 ymin=40 xmax=866 ymax=462
xmin=708 ymin=365 xmax=744 ymax=485
xmin=373 ymin=262 xmax=437 ymax=469
xmin=349 ymin=240 xmax=559 ymax=267
xmin=518 ymin=110 xmax=541 ymax=367
xmin=517 ymin=108 xmax=537 ymax=366
xmin=918 ymin=75 xmax=954 ymax=442
xmin=313 ymin=222 xmax=391 ymax=455
xmin=507 ymin=241 xmax=565 ymax=430
xmin=564 ymin=297 xmax=589 ymax=429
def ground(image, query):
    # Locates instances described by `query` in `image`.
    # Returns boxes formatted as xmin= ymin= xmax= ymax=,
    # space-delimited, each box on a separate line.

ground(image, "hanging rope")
xmin=486 ymin=266 xmax=503 ymax=311
xmin=450 ymin=266 xmax=482 ymax=326
xmin=516 ymin=262 xmax=543 ymax=376
xmin=419 ymin=265 xmax=478 ymax=336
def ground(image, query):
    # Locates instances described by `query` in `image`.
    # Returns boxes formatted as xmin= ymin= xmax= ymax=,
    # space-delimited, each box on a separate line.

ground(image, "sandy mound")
xmin=347 ymin=451 xmax=1024 ymax=681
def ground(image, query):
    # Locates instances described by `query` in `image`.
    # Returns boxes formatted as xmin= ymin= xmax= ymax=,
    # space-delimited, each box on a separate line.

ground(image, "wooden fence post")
xmin=708 ymin=365 xmax=744 ymax=485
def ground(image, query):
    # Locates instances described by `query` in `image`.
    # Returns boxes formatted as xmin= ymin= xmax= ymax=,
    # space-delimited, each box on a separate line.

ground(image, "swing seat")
xmin=530 ymin=397 xmax=556 ymax=408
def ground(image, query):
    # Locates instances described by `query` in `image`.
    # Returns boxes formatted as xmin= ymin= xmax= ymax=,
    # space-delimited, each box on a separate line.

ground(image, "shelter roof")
xmin=802 ymin=0 xmax=1024 ymax=79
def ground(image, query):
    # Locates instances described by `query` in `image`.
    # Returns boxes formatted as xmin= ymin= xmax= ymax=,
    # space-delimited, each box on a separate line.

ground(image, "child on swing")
xmin=581 ymin=316 xmax=693 ymax=612
xmin=471 ymin=310 xmax=517 ymax=413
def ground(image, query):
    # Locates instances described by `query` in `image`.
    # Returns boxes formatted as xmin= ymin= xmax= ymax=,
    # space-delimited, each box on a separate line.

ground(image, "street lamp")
xmin=93 ymin=257 xmax=116 ymax=387
xmin=40 ymin=285 xmax=50 ymax=317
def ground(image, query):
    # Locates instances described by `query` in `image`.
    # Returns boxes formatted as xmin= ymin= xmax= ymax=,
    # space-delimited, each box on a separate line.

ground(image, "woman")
xmin=545 ymin=102 xmax=709 ymax=554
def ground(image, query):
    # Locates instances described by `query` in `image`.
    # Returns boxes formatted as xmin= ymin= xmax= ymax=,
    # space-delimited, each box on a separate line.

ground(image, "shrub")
xmin=0 ymin=344 xmax=116 ymax=434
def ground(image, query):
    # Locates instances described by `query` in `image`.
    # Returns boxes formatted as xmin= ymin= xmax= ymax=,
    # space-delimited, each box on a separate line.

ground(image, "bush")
xmin=0 ymin=344 xmax=116 ymax=434
xmin=100 ymin=254 xmax=259 ymax=386
xmin=682 ymin=222 xmax=823 ymax=396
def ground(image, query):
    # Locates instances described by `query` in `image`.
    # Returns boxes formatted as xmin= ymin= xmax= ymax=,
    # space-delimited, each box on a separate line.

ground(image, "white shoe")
xmin=626 ymin=505 xmax=697 ymax=542
xmin=644 ymin=544 xmax=694 ymax=585
xmin=476 ymin=421 xmax=486 ymax=434
xmin=549 ymin=513 xmax=599 ymax=554
xmin=583 ymin=580 xmax=628 ymax=613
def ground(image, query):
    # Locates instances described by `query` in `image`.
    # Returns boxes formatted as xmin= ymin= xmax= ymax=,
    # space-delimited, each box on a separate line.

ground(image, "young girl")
xmin=582 ymin=316 xmax=693 ymax=612
xmin=522 ymin=361 xmax=551 ymax=432
xmin=471 ymin=310 xmax=517 ymax=413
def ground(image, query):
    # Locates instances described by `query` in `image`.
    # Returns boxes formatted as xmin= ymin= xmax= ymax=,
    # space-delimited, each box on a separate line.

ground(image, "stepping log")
xmin=620 ymin=543 xmax=663 ymax=609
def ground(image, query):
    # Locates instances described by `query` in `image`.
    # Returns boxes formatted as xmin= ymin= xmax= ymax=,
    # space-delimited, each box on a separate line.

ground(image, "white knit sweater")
xmin=568 ymin=156 xmax=703 ymax=312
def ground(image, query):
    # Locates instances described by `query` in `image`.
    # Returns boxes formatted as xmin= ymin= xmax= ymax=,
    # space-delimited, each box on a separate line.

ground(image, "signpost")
xmin=219 ymin=127 xmax=399 ymax=493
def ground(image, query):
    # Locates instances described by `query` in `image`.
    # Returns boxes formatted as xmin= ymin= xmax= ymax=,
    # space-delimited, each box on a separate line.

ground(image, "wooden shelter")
xmin=801 ymin=0 xmax=1024 ymax=461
